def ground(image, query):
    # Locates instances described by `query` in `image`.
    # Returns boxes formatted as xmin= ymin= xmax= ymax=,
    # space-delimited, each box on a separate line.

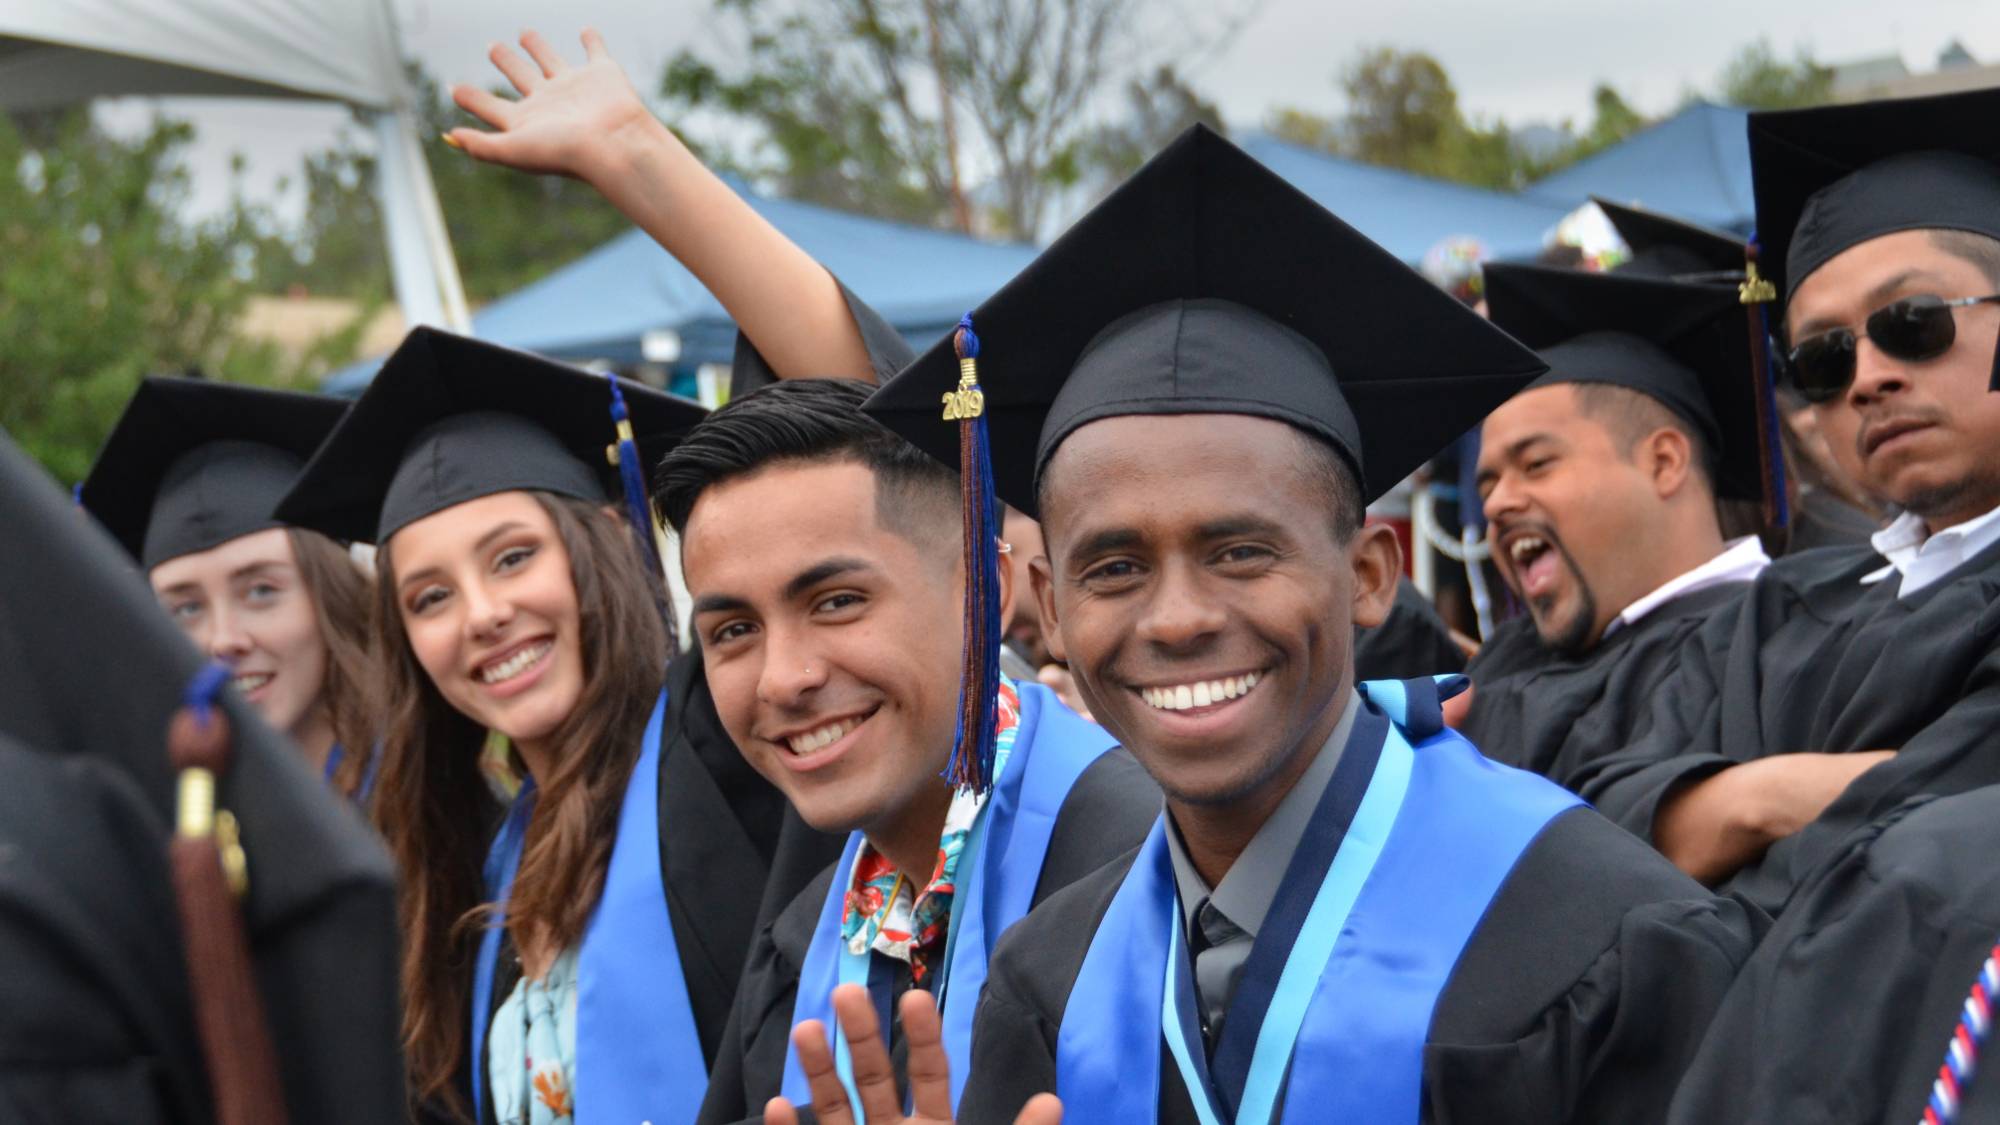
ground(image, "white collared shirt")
xmin=1607 ymin=536 xmax=1772 ymax=636
xmin=1861 ymin=502 xmax=2000 ymax=597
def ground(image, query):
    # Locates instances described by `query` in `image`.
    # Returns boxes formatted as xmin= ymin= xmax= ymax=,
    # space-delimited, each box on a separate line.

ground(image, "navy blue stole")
xmin=1055 ymin=677 xmax=1582 ymax=1124
xmin=470 ymin=689 xmax=705 ymax=1124
xmin=782 ymin=680 xmax=1116 ymax=1116
xmin=322 ymin=742 xmax=379 ymax=803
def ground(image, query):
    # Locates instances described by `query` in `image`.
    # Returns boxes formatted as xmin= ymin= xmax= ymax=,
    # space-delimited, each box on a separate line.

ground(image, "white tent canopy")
xmin=0 ymin=0 xmax=469 ymax=333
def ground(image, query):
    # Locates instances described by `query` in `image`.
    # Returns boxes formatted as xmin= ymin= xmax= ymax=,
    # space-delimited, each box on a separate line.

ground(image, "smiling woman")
xmin=79 ymin=377 xmax=379 ymax=797
xmin=273 ymin=326 xmax=849 ymax=1125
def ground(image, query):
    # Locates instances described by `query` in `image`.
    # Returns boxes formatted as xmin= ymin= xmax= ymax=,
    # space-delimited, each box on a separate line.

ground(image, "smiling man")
xmin=821 ymin=125 xmax=1756 ymax=1125
xmin=1457 ymin=262 xmax=1770 ymax=787
xmin=658 ymin=378 xmax=1160 ymax=1124
xmin=1574 ymin=86 xmax=2000 ymax=917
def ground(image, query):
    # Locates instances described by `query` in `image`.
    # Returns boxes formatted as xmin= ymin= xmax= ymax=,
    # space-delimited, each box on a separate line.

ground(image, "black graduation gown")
xmin=1461 ymin=582 xmax=1747 ymax=788
xmin=1575 ymin=539 xmax=2000 ymax=918
xmin=696 ymin=749 xmax=1162 ymax=1125
xmin=0 ymin=738 xmax=210 ymax=1124
xmin=1354 ymin=577 xmax=1466 ymax=681
xmin=471 ymin=647 xmax=845 ymax=1122
xmin=958 ymin=805 xmax=1758 ymax=1125
xmin=1668 ymin=787 xmax=2000 ymax=1124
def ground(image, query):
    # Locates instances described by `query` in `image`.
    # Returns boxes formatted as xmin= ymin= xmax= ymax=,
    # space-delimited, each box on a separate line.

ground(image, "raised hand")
xmin=763 ymin=984 xmax=1062 ymax=1125
xmin=446 ymin=28 xmax=657 ymax=182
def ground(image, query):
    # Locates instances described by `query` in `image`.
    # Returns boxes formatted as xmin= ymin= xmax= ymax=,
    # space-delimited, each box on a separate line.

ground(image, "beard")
xmin=1526 ymin=539 xmax=1600 ymax=656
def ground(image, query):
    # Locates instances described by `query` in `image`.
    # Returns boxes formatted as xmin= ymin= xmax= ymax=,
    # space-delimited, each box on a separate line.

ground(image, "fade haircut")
xmin=656 ymin=378 xmax=960 ymax=555
xmin=1570 ymin=382 xmax=1718 ymax=494
xmin=1931 ymin=229 xmax=2000 ymax=288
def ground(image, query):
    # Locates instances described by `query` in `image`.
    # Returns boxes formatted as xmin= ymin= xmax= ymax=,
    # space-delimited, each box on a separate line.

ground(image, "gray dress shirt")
xmin=1165 ymin=690 xmax=1361 ymax=1044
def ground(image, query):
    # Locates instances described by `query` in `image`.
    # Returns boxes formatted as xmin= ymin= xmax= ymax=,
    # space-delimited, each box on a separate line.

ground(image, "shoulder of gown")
xmin=724 ymin=278 xmax=917 ymax=396
xmin=1033 ymin=747 xmax=1161 ymax=903
xmin=1669 ymin=788 xmax=2000 ymax=1125
xmin=1424 ymin=805 xmax=1762 ymax=1124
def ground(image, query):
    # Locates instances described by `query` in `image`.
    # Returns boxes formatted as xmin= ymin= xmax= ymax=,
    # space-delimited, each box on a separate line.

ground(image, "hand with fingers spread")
xmin=764 ymin=984 xmax=1062 ymax=1125
xmin=447 ymin=28 xmax=658 ymax=182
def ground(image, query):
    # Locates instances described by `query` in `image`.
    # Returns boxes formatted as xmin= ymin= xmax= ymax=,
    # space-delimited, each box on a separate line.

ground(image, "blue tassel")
xmin=944 ymin=314 xmax=1003 ymax=794
xmin=605 ymin=375 xmax=678 ymax=648
xmin=185 ymin=660 xmax=232 ymax=727
xmin=1741 ymin=237 xmax=1791 ymax=531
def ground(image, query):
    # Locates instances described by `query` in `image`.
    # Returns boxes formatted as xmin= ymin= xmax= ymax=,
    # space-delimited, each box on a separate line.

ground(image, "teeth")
xmin=230 ymin=673 xmax=273 ymax=693
xmin=1141 ymin=671 xmax=1262 ymax=711
xmin=479 ymin=641 xmax=552 ymax=685
xmin=1509 ymin=535 xmax=1548 ymax=565
xmin=785 ymin=716 xmax=863 ymax=756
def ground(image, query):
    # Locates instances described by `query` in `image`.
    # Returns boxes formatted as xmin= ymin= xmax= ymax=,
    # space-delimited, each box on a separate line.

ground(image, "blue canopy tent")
xmin=1524 ymin=102 xmax=1754 ymax=234
xmin=323 ymin=179 xmax=1038 ymax=396
xmin=1235 ymin=134 xmax=1573 ymax=263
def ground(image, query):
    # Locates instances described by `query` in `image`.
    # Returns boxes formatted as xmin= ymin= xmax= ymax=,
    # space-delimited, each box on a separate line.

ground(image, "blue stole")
xmin=470 ymin=689 xmax=705 ymax=1125
xmin=781 ymin=681 xmax=1116 ymax=1116
xmin=1056 ymin=676 xmax=1582 ymax=1124
xmin=322 ymin=742 xmax=379 ymax=803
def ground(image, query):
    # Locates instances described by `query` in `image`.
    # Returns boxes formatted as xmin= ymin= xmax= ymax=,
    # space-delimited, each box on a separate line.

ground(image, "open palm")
xmin=766 ymin=985 xmax=1063 ymax=1125
xmin=447 ymin=28 xmax=654 ymax=181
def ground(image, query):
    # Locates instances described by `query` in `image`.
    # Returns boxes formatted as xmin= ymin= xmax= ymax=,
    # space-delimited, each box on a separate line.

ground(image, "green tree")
xmin=662 ymin=0 xmax=1242 ymax=238
xmin=0 ymin=108 xmax=295 ymax=482
xmin=1716 ymin=39 xmax=1833 ymax=109
xmin=1267 ymin=47 xmax=1534 ymax=190
xmin=1072 ymin=65 xmax=1226 ymax=186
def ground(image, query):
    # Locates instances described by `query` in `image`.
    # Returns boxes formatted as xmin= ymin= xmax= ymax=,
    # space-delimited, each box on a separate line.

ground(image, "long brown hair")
xmin=287 ymin=527 xmax=379 ymax=796
xmin=372 ymin=492 xmax=668 ymax=1120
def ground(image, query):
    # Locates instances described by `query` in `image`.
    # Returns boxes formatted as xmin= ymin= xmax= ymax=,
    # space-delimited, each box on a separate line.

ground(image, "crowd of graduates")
xmin=9 ymin=26 xmax=2000 ymax=1125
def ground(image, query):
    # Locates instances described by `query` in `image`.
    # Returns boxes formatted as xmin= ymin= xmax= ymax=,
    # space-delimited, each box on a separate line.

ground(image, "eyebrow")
xmin=1474 ymin=434 xmax=1554 ymax=486
xmin=1068 ymin=526 xmax=1143 ymax=560
xmin=1193 ymin=515 xmax=1289 ymax=541
xmin=1793 ymin=269 xmax=1946 ymax=338
xmin=395 ymin=519 xmax=530 ymax=592
xmin=228 ymin=560 xmax=293 ymax=583
xmin=689 ymin=556 xmax=877 ymax=618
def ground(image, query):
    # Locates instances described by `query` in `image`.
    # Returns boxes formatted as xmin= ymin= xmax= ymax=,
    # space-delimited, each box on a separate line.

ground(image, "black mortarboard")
xmin=1748 ymin=85 xmax=2000 ymax=302
xmin=1594 ymin=197 xmax=1747 ymax=281
xmin=276 ymin=327 xmax=708 ymax=545
xmin=1485 ymin=263 xmax=1762 ymax=501
xmin=862 ymin=124 xmax=1548 ymax=517
xmin=0 ymin=428 xmax=404 ymax=1121
xmin=79 ymin=379 xmax=348 ymax=568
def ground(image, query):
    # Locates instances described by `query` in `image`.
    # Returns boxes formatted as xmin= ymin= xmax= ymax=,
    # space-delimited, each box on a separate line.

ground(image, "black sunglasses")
xmin=1782 ymin=293 xmax=2000 ymax=404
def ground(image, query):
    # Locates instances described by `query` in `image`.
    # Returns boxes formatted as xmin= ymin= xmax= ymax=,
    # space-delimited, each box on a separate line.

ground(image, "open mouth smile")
xmin=1137 ymin=670 xmax=1264 ymax=712
xmin=476 ymin=638 xmax=553 ymax=686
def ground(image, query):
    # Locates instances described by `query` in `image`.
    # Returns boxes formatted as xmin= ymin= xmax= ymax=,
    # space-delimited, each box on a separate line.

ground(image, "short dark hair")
xmin=1931 ymin=229 xmax=2000 ymax=288
xmin=1034 ymin=418 xmax=1365 ymax=542
xmin=656 ymin=379 xmax=960 ymax=553
xmin=1570 ymin=382 xmax=1718 ymax=494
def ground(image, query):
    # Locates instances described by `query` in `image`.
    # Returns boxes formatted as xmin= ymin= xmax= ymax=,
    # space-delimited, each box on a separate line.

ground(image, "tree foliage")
xmin=661 ymin=0 xmax=1236 ymax=238
xmin=1715 ymin=39 xmax=1834 ymax=110
xmin=0 ymin=108 xmax=292 ymax=482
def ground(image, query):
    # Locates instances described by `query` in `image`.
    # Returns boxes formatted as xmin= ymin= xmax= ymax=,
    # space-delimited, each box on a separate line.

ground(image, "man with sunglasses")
xmin=1576 ymin=86 xmax=2000 ymax=918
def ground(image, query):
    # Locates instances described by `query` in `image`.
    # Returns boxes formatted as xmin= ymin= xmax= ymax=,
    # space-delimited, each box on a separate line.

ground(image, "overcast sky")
xmin=111 ymin=0 xmax=2000 ymax=225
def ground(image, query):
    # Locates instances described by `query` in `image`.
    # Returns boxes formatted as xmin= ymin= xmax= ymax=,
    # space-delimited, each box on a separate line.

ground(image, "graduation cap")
xmin=79 ymin=378 xmax=349 ymax=568
xmin=864 ymin=124 xmax=1546 ymax=790
xmin=1484 ymin=262 xmax=1762 ymax=501
xmin=1748 ymin=85 xmax=2000 ymax=303
xmin=1593 ymin=197 xmax=1747 ymax=281
xmin=0 ymin=427 xmax=404 ymax=1122
xmin=275 ymin=327 xmax=708 ymax=551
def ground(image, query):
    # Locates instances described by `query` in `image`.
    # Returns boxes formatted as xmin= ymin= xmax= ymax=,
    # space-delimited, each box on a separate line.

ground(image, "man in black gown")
xmin=1668 ymin=784 xmax=2000 ymax=1123
xmin=1458 ymin=262 xmax=1770 ymax=787
xmin=1574 ymin=85 xmax=2000 ymax=919
xmin=782 ymin=125 xmax=1756 ymax=1125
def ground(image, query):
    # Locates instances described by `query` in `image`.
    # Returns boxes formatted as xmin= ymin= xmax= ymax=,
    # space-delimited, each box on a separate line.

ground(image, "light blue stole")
xmin=470 ymin=689 xmax=705 ymax=1124
xmin=781 ymin=681 xmax=1115 ymax=1117
xmin=1056 ymin=676 xmax=1582 ymax=1123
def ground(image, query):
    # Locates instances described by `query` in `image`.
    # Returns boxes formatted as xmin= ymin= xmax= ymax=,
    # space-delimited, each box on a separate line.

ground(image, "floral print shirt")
xmin=839 ymin=681 xmax=1022 ymax=983
xmin=488 ymin=947 xmax=578 ymax=1125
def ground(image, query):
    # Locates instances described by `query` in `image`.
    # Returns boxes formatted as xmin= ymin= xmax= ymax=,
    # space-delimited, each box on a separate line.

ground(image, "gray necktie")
xmin=1192 ymin=898 xmax=1249 ymax=1046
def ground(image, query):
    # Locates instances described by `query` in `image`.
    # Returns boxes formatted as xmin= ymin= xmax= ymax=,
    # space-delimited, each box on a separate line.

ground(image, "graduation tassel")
xmin=168 ymin=661 xmax=290 ymax=1125
xmin=1740 ymin=239 xmax=1791 ymax=530
xmin=604 ymin=375 xmax=678 ymax=648
xmin=1922 ymin=938 xmax=1998 ymax=1125
xmin=943 ymin=315 xmax=1002 ymax=794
